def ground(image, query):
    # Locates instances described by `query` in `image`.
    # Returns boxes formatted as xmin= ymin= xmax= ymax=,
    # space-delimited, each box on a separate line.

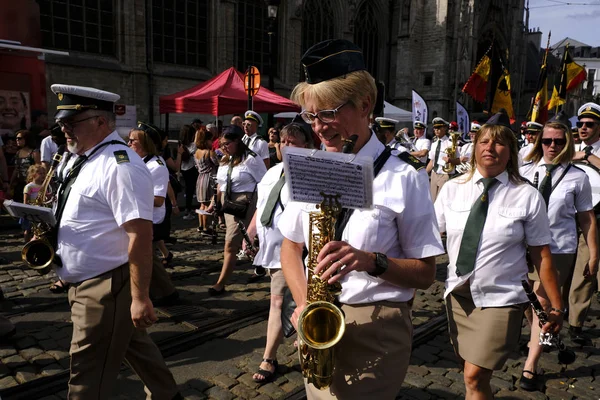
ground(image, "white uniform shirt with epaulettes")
xmin=216 ymin=152 xmax=267 ymax=193
xmin=144 ymin=154 xmax=169 ymax=224
xmin=253 ymin=162 xmax=289 ymax=270
xmin=386 ymin=138 xmax=408 ymax=153
xmin=414 ymin=136 xmax=431 ymax=163
xmin=278 ymin=133 xmax=445 ymax=305
xmin=520 ymin=161 xmax=593 ymax=254
xmin=55 ymin=131 xmax=153 ymax=283
xmin=40 ymin=136 xmax=59 ymax=164
xmin=243 ymin=133 xmax=269 ymax=161
xmin=461 ymin=142 xmax=474 ymax=161
xmin=518 ymin=143 xmax=534 ymax=166
xmin=434 ymin=169 xmax=551 ymax=307
xmin=428 ymin=135 xmax=461 ymax=174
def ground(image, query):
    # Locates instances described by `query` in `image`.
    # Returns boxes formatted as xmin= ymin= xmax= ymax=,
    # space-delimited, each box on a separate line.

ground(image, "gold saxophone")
xmin=296 ymin=135 xmax=357 ymax=390
xmin=21 ymin=150 xmax=63 ymax=275
xmin=442 ymin=132 xmax=460 ymax=173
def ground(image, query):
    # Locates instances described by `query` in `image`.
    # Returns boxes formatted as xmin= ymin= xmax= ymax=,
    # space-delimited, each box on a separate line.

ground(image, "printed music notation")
xmin=282 ymin=147 xmax=374 ymax=209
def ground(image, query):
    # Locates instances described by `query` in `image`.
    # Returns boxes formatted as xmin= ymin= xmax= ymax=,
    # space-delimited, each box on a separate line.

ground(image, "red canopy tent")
xmin=159 ymin=67 xmax=300 ymax=117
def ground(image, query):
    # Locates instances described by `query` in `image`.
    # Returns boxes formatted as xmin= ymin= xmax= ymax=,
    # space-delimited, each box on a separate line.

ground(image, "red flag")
xmin=462 ymin=55 xmax=491 ymax=103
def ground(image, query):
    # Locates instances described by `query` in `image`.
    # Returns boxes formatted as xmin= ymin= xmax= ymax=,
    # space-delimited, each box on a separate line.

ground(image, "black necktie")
xmin=455 ymin=177 xmax=499 ymax=277
xmin=260 ymin=173 xmax=285 ymax=227
xmin=243 ymin=135 xmax=250 ymax=146
xmin=583 ymin=145 xmax=593 ymax=153
xmin=433 ymin=140 xmax=442 ymax=171
xmin=538 ymin=164 xmax=559 ymax=208
xmin=54 ymin=155 xmax=88 ymax=227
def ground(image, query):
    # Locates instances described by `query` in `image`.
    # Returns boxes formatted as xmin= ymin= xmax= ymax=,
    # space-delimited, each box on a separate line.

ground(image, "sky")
xmin=528 ymin=0 xmax=600 ymax=47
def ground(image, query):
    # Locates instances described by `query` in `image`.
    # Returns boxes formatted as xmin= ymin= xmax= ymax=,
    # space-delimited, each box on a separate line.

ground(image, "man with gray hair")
xmin=50 ymin=84 xmax=181 ymax=399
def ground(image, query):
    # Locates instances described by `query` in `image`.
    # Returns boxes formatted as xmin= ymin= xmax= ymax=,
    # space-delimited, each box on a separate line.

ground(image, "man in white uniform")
xmin=427 ymin=117 xmax=461 ymax=202
xmin=40 ymin=125 xmax=65 ymax=170
xmin=243 ymin=110 xmax=270 ymax=169
xmin=410 ymin=121 xmax=431 ymax=164
xmin=51 ymin=84 xmax=181 ymax=400
xmin=374 ymin=117 xmax=407 ymax=152
xmin=518 ymin=121 xmax=543 ymax=165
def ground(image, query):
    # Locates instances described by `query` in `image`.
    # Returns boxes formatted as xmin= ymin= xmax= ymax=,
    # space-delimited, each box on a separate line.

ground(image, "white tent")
xmin=275 ymin=101 xmax=412 ymax=122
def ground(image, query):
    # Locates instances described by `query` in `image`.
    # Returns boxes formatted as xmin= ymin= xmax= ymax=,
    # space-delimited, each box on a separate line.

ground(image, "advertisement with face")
xmin=0 ymin=90 xmax=30 ymax=135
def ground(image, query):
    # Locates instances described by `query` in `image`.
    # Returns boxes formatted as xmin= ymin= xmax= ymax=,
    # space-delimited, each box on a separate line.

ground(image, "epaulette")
xmin=570 ymin=164 xmax=586 ymax=173
xmin=247 ymin=149 xmax=257 ymax=158
xmin=156 ymin=158 xmax=164 ymax=166
xmin=114 ymin=150 xmax=130 ymax=164
xmin=397 ymin=151 xmax=425 ymax=170
xmin=521 ymin=161 xmax=533 ymax=167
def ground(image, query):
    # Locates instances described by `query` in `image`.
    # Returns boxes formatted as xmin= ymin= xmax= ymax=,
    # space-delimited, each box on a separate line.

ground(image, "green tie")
xmin=455 ymin=177 xmax=499 ymax=277
xmin=260 ymin=172 xmax=285 ymax=227
xmin=538 ymin=164 xmax=559 ymax=208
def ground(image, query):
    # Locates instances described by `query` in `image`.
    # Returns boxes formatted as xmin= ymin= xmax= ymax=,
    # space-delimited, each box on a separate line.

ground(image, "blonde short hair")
xmin=291 ymin=70 xmax=377 ymax=115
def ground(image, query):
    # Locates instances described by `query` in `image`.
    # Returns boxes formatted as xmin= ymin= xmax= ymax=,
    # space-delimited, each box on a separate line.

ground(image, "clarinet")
xmin=521 ymin=280 xmax=576 ymax=364
xmin=237 ymin=219 xmax=258 ymax=261
xmin=210 ymin=176 xmax=219 ymax=245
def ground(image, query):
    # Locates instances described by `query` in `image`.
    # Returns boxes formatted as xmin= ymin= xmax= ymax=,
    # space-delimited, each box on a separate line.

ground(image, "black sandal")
xmin=49 ymin=280 xmax=69 ymax=294
xmin=519 ymin=370 xmax=540 ymax=391
xmin=253 ymin=358 xmax=278 ymax=383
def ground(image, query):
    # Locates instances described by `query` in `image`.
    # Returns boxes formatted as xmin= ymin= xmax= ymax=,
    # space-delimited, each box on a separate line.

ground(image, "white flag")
xmin=412 ymin=90 xmax=428 ymax=125
xmin=456 ymin=101 xmax=470 ymax=142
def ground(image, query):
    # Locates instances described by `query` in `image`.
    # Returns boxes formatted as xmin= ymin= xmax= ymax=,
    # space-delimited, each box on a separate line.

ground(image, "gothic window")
xmin=236 ymin=0 xmax=278 ymax=76
xmin=152 ymin=0 xmax=209 ymax=67
xmin=400 ymin=0 xmax=410 ymax=37
xmin=353 ymin=1 xmax=379 ymax=78
xmin=39 ymin=0 xmax=115 ymax=56
xmin=301 ymin=0 xmax=335 ymax=55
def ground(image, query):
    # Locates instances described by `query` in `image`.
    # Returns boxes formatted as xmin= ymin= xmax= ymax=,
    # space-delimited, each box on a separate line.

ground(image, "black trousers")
xmin=181 ymin=168 xmax=198 ymax=212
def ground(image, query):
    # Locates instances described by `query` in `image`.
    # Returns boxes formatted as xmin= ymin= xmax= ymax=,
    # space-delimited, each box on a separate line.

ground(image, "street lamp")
xmin=265 ymin=0 xmax=280 ymax=128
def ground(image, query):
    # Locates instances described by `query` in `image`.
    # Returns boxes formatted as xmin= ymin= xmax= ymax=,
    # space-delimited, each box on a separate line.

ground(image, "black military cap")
xmin=301 ymin=39 xmax=366 ymax=84
xmin=548 ymin=111 xmax=571 ymax=130
xmin=485 ymin=110 xmax=512 ymax=128
xmin=51 ymin=84 xmax=120 ymax=120
xmin=136 ymin=121 xmax=163 ymax=148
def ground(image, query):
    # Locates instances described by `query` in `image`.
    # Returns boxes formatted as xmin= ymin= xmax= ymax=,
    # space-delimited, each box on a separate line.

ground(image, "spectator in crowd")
xmin=159 ymin=128 xmax=181 ymax=250
xmin=194 ymin=127 xmax=218 ymax=236
xmin=21 ymin=164 xmax=46 ymax=242
xmin=9 ymin=130 xmax=40 ymax=203
xmin=206 ymin=125 xmax=267 ymax=295
xmin=179 ymin=124 xmax=199 ymax=219
xmin=267 ymin=127 xmax=281 ymax=166
xmin=191 ymin=118 xmax=203 ymax=131
xmin=40 ymin=125 xmax=65 ymax=170
xmin=231 ymin=115 xmax=243 ymax=129
xmin=0 ymin=134 xmax=8 ymax=193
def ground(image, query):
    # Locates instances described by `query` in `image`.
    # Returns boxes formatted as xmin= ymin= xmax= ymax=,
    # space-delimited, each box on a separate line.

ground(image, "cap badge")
xmin=58 ymin=93 xmax=63 ymax=101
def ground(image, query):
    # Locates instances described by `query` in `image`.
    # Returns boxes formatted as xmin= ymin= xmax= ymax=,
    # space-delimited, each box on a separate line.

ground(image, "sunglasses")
xmin=16 ymin=137 xmax=23 ymax=140
xmin=541 ymin=138 xmax=567 ymax=146
xmin=576 ymin=121 xmax=598 ymax=129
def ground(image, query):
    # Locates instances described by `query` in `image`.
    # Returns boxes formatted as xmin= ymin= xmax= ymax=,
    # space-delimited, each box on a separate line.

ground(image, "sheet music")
xmin=3 ymin=200 xmax=56 ymax=226
xmin=282 ymin=147 xmax=374 ymax=209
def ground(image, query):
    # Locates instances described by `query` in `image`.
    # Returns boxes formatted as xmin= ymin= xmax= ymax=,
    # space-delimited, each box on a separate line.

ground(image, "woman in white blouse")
xmin=519 ymin=117 xmax=598 ymax=391
xmin=434 ymin=113 xmax=564 ymax=399
xmin=207 ymin=125 xmax=267 ymax=295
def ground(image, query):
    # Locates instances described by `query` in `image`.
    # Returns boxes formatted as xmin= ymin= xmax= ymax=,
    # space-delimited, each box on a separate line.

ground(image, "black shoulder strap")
xmin=143 ymin=154 xmax=154 ymax=164
xmin=397 ymin=151 xmax=425 ymax=170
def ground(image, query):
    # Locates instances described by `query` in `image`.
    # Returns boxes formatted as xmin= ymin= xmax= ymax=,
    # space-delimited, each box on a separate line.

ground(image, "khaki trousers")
xmin=568 ymin=235 xmax=600 ymax=328
xmin=430 ymin=171 xmax=450 ymax=203
xmin=68 ymin=264 xmax=178 ymax=400
xmin=305 ymin=301 xmax=412 ymax=400
xmin=149 ymin=242 xmax=176 ymax=299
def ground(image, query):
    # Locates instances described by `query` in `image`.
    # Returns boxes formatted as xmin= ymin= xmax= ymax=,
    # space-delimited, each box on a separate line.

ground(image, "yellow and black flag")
xmin=548 ymin=45 xmax=587 ymax=110
xmin=491 ymin=68 xmax=515 ymax=122
xmin=529 ymin=33 xmax=551 ymax=124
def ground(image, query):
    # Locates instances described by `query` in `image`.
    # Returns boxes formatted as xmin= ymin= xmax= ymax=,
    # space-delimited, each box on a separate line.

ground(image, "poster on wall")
xmin=115 ymin=104 xmax=137 ymax=139
xmin=0 ymin=90 xmax=31 ymax=137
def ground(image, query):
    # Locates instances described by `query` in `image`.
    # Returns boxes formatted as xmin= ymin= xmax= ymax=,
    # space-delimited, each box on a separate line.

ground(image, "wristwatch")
xmin=368 ymin=252 xmax=388 ymax=277
xmin=549 ymin=307 xmax=567 ymax=315
xmin=584 ymin=147 xmax=593 ymax=161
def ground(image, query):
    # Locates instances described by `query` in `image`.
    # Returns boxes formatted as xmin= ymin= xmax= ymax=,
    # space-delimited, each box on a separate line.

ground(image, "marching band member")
xmin=50 ymin=84 xmax=180 ymax=399
xmin=459 ymin=121 xmax=480 ymax=164
xmin=427 ymin=117 xmax=461 ymax=202
xmin=519 ymin=113 xmax=597 ymax=390
xmin=410 ymin=121 xmax=431 ymax=163
xmin=518 ymin=121 xmax=543 ymax=165
xmin=568 ymin=102 xmax=600 ymax=344
xmin=374 ymin=117 xmax=407 ymax=151
xmin=280 ymin=39 xmax=444 ymax=399
xmin=243 ymin=110 xmax=270 ymax=169
xmin=572 ymin=124 xmax=581 ymax=151
xmin=434 ymin=111 xmax=563 ymax=400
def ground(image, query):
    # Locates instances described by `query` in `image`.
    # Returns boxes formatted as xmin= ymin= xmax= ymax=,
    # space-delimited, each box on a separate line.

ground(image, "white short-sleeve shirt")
xmin=518 ymin=143 xmax=534 ymax=166
xmin=279 ymin=133 xmax=445 ymax=304
xmin=428 ymin=136 xmax=460 ymax=174
xmin=520 ymin=161 xmax=593 ymax=253
xmin=387 ymin=138 xmax=408 ymax=153
xmin=243 ymin=134 xmax=269 ymax=160
xmin=434 ymin=169 xmax=552 ymax=307
xmin=461 ymin=142 xmax=474 ymax=161
xmin=56 ymin=131 xmax=153 ymax=283
xmin=216 ymin=152 xmax=267 ymax=193
xmin=253 ymin=163 xmax=289 ymax=269
xmin=40 ymin=136 xmax=59 ymax=163
xmin=145 ymin=155 xmax=169 ymax=224
xmin=414 ymin=137 xmax=431 ymax=163
xmin=582 ymin=139 xmax=600 ymax=156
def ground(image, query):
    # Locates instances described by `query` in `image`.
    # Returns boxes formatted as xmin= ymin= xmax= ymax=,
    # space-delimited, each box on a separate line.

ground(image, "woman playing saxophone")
xmin=279 ymin=39 xmax=445 ymax=400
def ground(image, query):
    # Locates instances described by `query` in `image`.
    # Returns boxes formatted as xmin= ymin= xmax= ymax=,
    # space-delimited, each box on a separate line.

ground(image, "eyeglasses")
xmin=541 ymin=138 xmax=567 ymax=146
xmin=300 ymin=102 xmax=348 ymax=124
xmin=127 ymin=138 xmax=138 ymax=144
xmin=576 ymin=121 xmax=598 ymax=129
xmin=57 ymin=115 xmax=99 ymax=131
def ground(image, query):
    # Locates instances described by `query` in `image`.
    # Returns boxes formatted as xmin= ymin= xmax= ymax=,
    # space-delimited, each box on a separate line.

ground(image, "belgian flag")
xmin=548 ymin=47 xmax=587 ymax=110
xmin=463 ymin=53 xmax=492 ymax=103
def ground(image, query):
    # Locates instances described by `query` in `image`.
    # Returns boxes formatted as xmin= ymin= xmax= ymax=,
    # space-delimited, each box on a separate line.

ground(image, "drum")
xmin=573 ymin=162 xmax=600 ymax=207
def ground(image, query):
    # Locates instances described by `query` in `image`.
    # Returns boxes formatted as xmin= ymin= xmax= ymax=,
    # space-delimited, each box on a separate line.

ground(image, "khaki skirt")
xmin=222 ymin=192 xmax=257 ymax=248
xmin=446 ymin=282 xmax=526 ymax=370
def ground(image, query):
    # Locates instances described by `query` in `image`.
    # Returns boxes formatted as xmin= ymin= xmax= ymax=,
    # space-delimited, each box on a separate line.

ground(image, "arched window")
xmin=300 ymin=0 xmax=335 ymax=80
xmin=151 ymin=0 xmax=210 ymax=67
xmin=236 ymin=0 xmax=277 ymax=76
xmin=39 ymin=0 xmax=115 ymax=56
xmin=353 ymin=1 xmax=379 ymax=78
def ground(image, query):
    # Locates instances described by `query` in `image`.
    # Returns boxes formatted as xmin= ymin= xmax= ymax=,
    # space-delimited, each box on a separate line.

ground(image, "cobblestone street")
xmin=0 ymin=213 xmax=599 ymax=399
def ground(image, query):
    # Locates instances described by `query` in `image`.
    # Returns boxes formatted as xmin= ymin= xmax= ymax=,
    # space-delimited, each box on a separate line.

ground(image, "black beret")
xmin=301 ymin=39 xmax=366 ymax=84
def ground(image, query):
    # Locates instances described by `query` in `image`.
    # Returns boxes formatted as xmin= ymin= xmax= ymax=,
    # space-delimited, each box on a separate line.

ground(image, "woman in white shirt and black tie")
xmin=434 ymin=112 xmax=564 ymax=399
